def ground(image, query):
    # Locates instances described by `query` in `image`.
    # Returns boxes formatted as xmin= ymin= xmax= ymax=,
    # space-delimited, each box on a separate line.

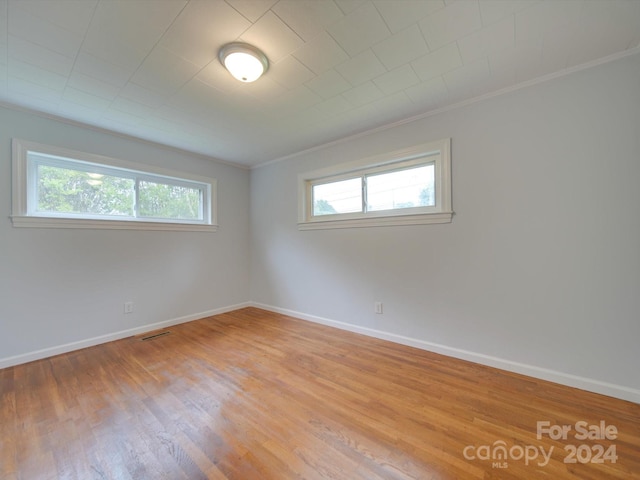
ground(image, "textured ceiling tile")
xmin=457 ymin=15 xmax=515 ymax=64
xmin=8 ymin=77 xmax=60 ymax=106
xmin=131 ymin=47 xmax=200 ymax=95
xmin=293 ymin=31 xmax=349 ymax=74
xmin=478 ymin=0 xmax=539 ymax=26
xmin=316 ymin=106 xmax=361 ymax=138
xmin=0 ymin=0 xmax=635 ymax=167
xmin=334 ymin=0 xmax=368 ymax=15
xmin=296 ymin=104 xmax=335 ymax=127
xmin=101 ymin=106 xmax=149 ymax=127
xmin=372 ymin=24 xmax=430 ymax=71
xmin=305 ymin=69 xmax=351 ymax=99
xmin=109 ymin=95 xmax=157 ymax=118
xmin=363 ymin=90 xmax=414 ymax=118
xmin=263 ymin=85 xmax=322 ymax=117
xmin=61 ymin=87 xmax=111 ymax=111
xmin=236 ymin=75 xmax=288 ymax=100
xmin=273 ymin=0 xmax=344 ymax=41
xmin=374 ymin=0 xmax=445 ymax=34
xmin=9 ymin=59 xmax=67 ymax=91
xmin=8 ymin=5 xmax=84 ymax=58
xmin=81 ymin=40 xmax=142 ymax=72
xmin=328 ymin=1 xmax=391 ymax=56
xmin=82 ymin=0 xmax=185 ymax=69
xmin=73 ymin=51 xmax=132 ymax=88
xmin=241 ymin=11 xmax=303 ymax=63
xmin=488 ymin=40 xmax=542 ymax=85
xmin=312 ymin=95 xmax=354 ymax=119
xmin=538 ymin=43 xmax=572 ymax=77
xmin=119 ymin=82 xmax=167 ymax=108
xmin=56 ymin=101 xmax=107 ymax=126
xmin=419 ymin=0 xmax=482 ymax=50
xmin=8 ymin=35 xmax=74 ymax=77
xmin=196 ymin=61 xmax=243 ymax=94
xmin=404 ymin=75 xmax=449 ymax=107
xmin=67 ymin=70 xmax=121 ymax=101
xmin=542 ymin=23 xmax=586 ymax=70
xmin=160 ymin=0 xmax=251 ymax=67
xmin=267 ymin=55 xmax=315 ymax=89
xmin=197 ymin=80 xmax=261 ymax=114
xmin=225 ymin=0 xmax=278 ymax=22
xmin=442 ymin=57 xmax=491 ymax=99
xmin=338 ymin=91 xmax=413 ymax=132
xmin=411 ymin=42 xmax=462 ymax=82
xmin=167 ymin=77 xmax=234 ymax=115
xmin=341 ymin=80 xmax=384 ymax=106
xmin=334 ymin=49 xmax=386 ymax=86
xmin=10 ymin=0 xmax=96 ymax=35
xmin=514 ymin=0 xmax=583 ymax=45
xmin=141 ymin=112 xmax=190 ymax=138
xmin=373 ymin=64 xmax=420 ymax=95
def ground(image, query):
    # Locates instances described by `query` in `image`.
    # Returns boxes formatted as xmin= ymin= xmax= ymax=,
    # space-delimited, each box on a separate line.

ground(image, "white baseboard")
xmin=4 ymin=301 xmax=638 ymax=405
xmin=251 ymin=302 xmax=640 ymax=405
xmin=0 ymin=302 xmax=250 ymax=369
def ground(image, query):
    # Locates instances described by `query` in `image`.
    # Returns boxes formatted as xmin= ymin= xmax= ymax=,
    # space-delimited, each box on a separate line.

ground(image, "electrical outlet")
xmin=124 ymin=302 xmax=134 ymax=314
xmin=374 ymin=302 xmax=383 ymax=314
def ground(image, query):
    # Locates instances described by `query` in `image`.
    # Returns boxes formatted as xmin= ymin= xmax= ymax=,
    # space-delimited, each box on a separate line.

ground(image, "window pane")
xmin=138 ymin=181 xmax=203 ymax=220
xmin=36 ymin=164 xmax=134 ymax=216
xmin=312 ymin=177 xmax=362 ymax=216
xmin=366 ymin=164 xmax=435 ymax=212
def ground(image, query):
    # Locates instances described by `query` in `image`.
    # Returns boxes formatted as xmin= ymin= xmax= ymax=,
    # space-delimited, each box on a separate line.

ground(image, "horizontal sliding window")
xmin=137 ymin=180 xmax=203 ymax=221
xmin=366 ymin=163 xmax=434 ymax=211
xmin=12 ymin=139 xmax=217 ymax=231
xmin=312 ymin=177 xmax=362 ymax=216
xmin=299 ymin=138 xmax=452 ymax=229
xmin=35 ymin=161 xmax=137 ymax=218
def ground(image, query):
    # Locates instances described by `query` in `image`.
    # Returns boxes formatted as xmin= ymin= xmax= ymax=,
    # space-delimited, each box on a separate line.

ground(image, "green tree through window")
xmin=37 ymin=165 xmax=134 ymax=216
xmin=138 ymin=181 xmax=201 ymax=220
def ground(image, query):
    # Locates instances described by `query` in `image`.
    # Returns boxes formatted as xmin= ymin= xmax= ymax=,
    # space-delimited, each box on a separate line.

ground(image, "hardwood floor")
xmin=1 ymin=307 xmax=639 ymax=479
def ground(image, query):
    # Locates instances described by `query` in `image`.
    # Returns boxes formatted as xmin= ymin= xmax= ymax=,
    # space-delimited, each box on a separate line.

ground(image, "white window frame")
xmin=298 ymin=138 xmax=452 ymax=230
xmin=11 ymin=139 xmax=218 ymax=232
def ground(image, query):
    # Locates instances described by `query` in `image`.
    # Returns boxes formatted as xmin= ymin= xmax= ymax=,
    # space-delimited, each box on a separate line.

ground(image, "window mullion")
xmin=27 ymin=159 xmax=39 ymax=215
xmin=362 ymin=175 xmax=367 ymax=213
xmin=134 ymin=177 xmax=140 ymax=219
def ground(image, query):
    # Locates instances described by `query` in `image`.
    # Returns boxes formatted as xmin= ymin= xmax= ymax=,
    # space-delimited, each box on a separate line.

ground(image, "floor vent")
xmin=141 ymin=331 xmax=171 ymax=341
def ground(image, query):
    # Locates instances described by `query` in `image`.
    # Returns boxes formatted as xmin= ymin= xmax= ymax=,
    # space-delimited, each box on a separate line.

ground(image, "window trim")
xmin=298 ymin=138 xmax=452 ymax=230
xmin=11 ymin=139 xmax=218 ymax=232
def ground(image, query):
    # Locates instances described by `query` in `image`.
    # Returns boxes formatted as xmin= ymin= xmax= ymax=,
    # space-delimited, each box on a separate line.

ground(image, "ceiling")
xmin=0 ymin=0 xmax=638 ymax=167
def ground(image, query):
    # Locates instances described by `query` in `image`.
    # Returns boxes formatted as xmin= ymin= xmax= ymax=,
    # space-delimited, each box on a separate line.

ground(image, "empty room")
xmin=1 ymin=1 xmax=639 ymax=479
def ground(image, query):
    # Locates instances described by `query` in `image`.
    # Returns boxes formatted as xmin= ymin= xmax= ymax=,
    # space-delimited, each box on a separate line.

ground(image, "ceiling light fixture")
xmin=218 ymin=42 xmax=269 ymax=83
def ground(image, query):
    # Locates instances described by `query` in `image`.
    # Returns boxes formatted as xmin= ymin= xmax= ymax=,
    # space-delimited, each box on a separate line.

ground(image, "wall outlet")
xmin=374 ymin=302 xmax=383 ymax=314
xmin=124 ymin=302 xmax=134 ymax=314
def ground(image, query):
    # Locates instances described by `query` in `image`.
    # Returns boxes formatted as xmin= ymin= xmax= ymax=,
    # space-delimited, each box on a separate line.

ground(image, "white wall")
xmin=0 ymin=106 xmax=250 ymax=365
xmin=250 ymin=53 xmax=640 ymax=402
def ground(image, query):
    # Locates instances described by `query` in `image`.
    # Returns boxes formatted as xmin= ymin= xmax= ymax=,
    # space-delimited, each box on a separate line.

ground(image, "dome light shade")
xmin=219 ymin=42 xmax=269 ymax=83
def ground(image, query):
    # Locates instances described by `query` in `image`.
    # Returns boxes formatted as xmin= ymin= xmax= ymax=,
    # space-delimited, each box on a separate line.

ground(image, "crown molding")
xmin=254 ymin=47 xmax=640 ymax=170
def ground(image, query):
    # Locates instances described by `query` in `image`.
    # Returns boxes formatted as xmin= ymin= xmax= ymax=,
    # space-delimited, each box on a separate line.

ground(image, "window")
xmin=11 ymin=139 xmax=217 ymax=231
xmin=298 ymin=138 xmax=452 ymax=229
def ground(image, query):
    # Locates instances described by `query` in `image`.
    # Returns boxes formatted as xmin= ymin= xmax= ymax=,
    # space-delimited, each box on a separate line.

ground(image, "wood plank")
xmin=1 ymin=307 xmax=638 ymax=479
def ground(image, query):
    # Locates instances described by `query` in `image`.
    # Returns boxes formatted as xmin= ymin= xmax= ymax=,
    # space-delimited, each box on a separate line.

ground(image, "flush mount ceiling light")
xmin=218 ymin=42 xmax=269 ymax=83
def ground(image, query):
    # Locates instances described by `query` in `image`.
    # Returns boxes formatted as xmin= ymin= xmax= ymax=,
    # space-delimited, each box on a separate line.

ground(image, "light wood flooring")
xmin=1 ymin=307 xmax=639 ymax=479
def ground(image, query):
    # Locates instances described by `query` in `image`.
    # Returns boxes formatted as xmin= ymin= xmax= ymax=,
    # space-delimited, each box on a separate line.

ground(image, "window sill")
xmin=10 ymin=215 xmax=218 ymax=232
xmin=298 ymin=212 xmax=453 ymax=230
